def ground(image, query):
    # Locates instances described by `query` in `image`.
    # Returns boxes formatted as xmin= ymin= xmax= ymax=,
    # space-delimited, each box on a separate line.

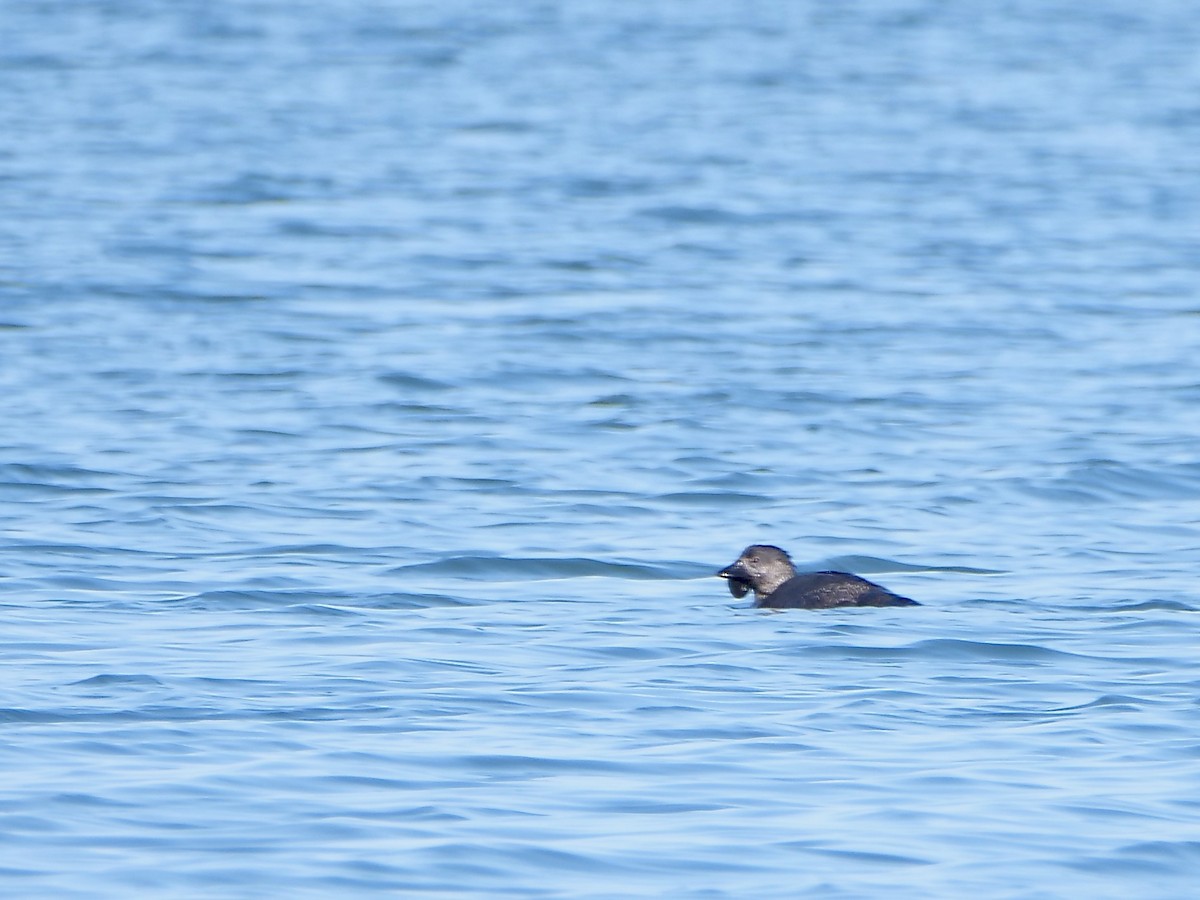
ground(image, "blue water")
xmin=3 ymin=1 xmax=1200 ymax=896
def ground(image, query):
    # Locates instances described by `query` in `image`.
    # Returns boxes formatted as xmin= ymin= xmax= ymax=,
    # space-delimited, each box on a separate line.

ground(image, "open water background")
xmin=3 ymin=1 xmax=1200 ymax=896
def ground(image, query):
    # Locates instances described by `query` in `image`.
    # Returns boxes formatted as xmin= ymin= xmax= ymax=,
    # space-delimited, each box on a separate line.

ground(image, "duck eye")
xmin=749 ymin=556 xmax=759 ymax=564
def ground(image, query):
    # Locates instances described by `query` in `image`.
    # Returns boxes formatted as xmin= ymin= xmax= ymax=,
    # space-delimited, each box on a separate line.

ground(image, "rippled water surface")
xmin=3 ymin=1 xmax=1200 ymax=897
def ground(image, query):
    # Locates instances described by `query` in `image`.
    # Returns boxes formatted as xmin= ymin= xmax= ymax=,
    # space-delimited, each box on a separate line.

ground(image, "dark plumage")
xmin=718 ymin=544 xmax=918 ymax=609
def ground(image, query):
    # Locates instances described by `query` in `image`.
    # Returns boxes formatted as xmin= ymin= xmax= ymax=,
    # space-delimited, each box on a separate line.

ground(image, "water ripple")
xmin=3 ymin=1 xmax=1200 ymax=896
xmin=394 ymin=555 xmax=681 ymax=582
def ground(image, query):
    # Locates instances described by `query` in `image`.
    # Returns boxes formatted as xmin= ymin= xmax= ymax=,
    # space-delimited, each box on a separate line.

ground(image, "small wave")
xmin=1048 ymin=694 xmax=1146 ymax=713
xmin=0 ymin=708 xmax=74 ymax=724
xmin=191 ymin=172 xmax=334 ymax=205
xmin=821 ymin=554 xmax=1004 ymax=575
xmin=0 ymin=480 xmax=114 ymax=499
xmin=377 ymin=372 xmax=454 ymax=392
xmin=912 ymin=638 xmax=1091 ymax=661
xmin=392 ymin=555 xmax=678 ymax=582
xmin=175 ymin=589 xmax=343 ymax=609
xmin=1107 ymin=599 xmax=1197 ymax=612
xmin=1011 ymin=458 xmax=1200 ymax=503
xmin=0 ymin=540 xmax=164 ymax=559
xmin=810 ymin=639 xmax=1088 ymax=663
xmin=173 ymin=588 xmax=478 ymax=610
xmin=639 ymin=204 xmax=739 ymax=224
xmin=355 ymin=592 xmax=482 ymax=609
xmin=1115 ymin=841 xmax=1200 ymax=864
xmin=0 ymin=462 xmax=121 ymax=485
xmin=70 ymin=674 xmax=166 ymax=688
xmin=800 ymin=846 xmax=933 ymax=867
xmin=653 ymin=491 xmax=768 ymax=508
xmin=203 ymin=543 xmax=393 ymax=560
xmin=1067 ymin=840 xmax=1200 ymax=877
xmin=454 ymin=753 xmax=635 ymax=776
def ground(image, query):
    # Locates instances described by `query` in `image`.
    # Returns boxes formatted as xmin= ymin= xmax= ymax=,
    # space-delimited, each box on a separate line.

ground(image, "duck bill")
xmin=717 ymin=564 xmax=751 ymax=599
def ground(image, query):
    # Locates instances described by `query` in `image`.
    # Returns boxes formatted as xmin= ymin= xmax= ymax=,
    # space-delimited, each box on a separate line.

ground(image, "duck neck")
xmin=755 ymin=564 xmax=796 ymax=598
